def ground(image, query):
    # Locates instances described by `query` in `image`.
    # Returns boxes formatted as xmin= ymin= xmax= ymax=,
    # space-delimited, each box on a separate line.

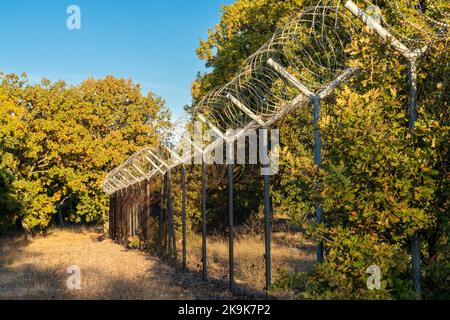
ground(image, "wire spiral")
xmin=100 ymin=1 xmax=449 ymax=194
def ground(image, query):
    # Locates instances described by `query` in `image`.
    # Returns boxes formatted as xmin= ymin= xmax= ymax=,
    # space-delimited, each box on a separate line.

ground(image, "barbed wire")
xmin=102 ymin=1 xmax=447 ymax=194
xmin=352 ymin=0 xmax=448 ymax=48
xmin=103 ymin=0 xmax=448 ymax=298
xmin=103 ymin=5 xmax=357 ymax=194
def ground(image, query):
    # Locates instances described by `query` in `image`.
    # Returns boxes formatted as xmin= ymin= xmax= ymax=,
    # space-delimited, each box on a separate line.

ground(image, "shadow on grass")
xmin=0 ymin=229 xmax=310 ymax=300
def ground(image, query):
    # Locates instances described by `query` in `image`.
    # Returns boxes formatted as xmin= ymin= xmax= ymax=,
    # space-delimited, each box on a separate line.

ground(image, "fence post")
xmin=114 ymin=192 xmax=117 ymax=239
xmin=128 ymin=187 xmax=132 ymax=238
xmin=125 ymin=187 xmax=128 ymax=240
xmin=228 ymin=163 xmax=235 ymax=292
xmin=263 ymin=165 xmax=271 ymax=296
xmin=124 ymin=189 xmax=127 ymax=243
xmin=122 ymin=189 xmax=126 ymax=243
xmin=111 ymin=192 xmax=114 ymax=241
xmin=114 ymin=191 xmax=119 ymax=240
xmin=136 ymin=184 xmax=140 ymax=237
xmin=133 ymin=185 xmax=136 ymax=237
xmin=408 ymin=58 xmax=422 ymax=298
xmin=158 ymin=174 xmax=165 ymax=257
xmin=119 ymin=190 xmax=123 ymax=243
xmin=201 ymin=155 xmax=207 ymax=281
xmin=266 ymin=58 xmax=356 ymax=265
xmin=166 ymin=172 xmax=172 ymax=257
xmin=312 ymin=96 xmax=324 ymax=263
xmin=133 ymin=185 xmax=137 ymax=237
xmin=146 ymin=179 xmax=151 ymax=251
xmin=344 ymin=0 xmax=425 ymax=298
xmin=132 ymin=185 xmax=135 ymax=237
xmin=167 ymin=169 xmax=176 ymax=260
xmin=120 ymin=191 xmax=123 ymax=241
xmin=138 ymin=183 xmax=142 ymax=243
xmin=109 ymin=194 xmax=114 ymax=240
xmin=129 ymin=186 xmax=132 ymax=238
xmin=182 ymin=164 xmax=187 ymax=269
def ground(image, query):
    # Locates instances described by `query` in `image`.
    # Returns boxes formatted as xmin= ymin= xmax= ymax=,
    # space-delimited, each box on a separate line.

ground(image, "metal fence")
xmin=103 ymin=1 xmax=447 ymax=298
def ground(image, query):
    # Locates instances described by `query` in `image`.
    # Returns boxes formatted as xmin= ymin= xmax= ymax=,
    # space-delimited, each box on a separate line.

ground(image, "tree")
xmin=192 ymin=0 xmax=449 ymax=299
xmin=0 ymin=73 xmax=169 ymax=233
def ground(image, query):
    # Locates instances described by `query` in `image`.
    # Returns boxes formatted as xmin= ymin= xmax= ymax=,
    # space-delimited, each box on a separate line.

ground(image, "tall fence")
xmin=103 ymin=1 xmax=447 ymax=298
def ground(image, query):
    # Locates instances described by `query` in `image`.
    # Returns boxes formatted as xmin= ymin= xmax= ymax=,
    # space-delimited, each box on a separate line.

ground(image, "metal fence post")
xmin=158 ymin=174 xmax=165 ymax=257
xmin=201 ymin=155 xmax=207 ymax=281
xmin=166 ymin=172 xmax=172 ymax=257
xmin=261 ymin=129 xmax=272 ymax=297
xmin=408 ymin=58 xmax=422 ymax=297
xmin=167 ymin=169 xmax=176 ymax=260
xmin=228 ymin=163 xmax=235 ymax=292
xmin=109 ymin=194 xmax=114 ymax=240
xmin=146 ymin=179 xmax=151 ymax=251
xmin=114 ymin=192 xmax=117 ymax=239
xmin=134 ymin=185 xmax=138 ymax=237
xmin=122 ymin=189 xmax=126 ymax=243
xmin=182 ymin=164 xmax=187 ymax=269
xmin=111 ymin=191 xmax=119 ymax=241
xmin=345 ymin=0 xmax=425 ymax=297
xmin=132 ymin=186 xmax=136 ymax=238
xmin=263 ymin=165 xmax=271 ymax=296
xmin=138 ymin=183 xmax=142 ymax=242
xmin=114 ymin=192 xmax=118 ymax=240
xmin=129 ymin=186 xmax=133 ymax=238
xmin=119 ymin=190 xmax=123 ymax=243
xmin=313 ymin=96 xmax=324 ymax=263
xmin=136 ymin=184 xmax=140 ymax=238
xmin=128 ymin=187 xmax=132 ymax=238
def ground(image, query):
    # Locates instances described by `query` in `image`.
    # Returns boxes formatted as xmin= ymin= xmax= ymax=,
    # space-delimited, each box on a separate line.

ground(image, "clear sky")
xmin=0 ymin=0 xmax=233 ymax=118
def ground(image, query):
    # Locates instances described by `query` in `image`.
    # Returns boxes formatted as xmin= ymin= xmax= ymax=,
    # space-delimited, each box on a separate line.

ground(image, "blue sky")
xmin=0 ymin=0 xmax=233 ymax=118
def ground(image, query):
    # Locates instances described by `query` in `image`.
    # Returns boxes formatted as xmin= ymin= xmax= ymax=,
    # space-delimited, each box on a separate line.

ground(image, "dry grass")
xmin=0 ymin=226 xmax=314 ymax=300
xmin=0 ymin=228 xmax=233 ymax=300
xmin=185 ymin=230 xmax=315 ymax=297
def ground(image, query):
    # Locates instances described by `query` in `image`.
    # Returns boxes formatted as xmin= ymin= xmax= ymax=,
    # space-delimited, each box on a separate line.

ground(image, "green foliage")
xmin=0 ymin=167 xmax=18 ymax=231
xmin=278 ymin=28 xmax=448 ymax=299
xmin=0 ymin=73 xmax=169 ymax=233
xmin=271 ymin=268 xmax=309 ymax=294
xmin=192 ymin=0 xmax=308 ymax=103
xmin=0 ymin=0 xmax=447 ymax=300
xmin=192 ymin=0 xmax=449 ymax=299
xmin=126 ymin=236 xmax=142 ymax=250
xmin=301 ymin=227 xmax=414 ymax=299
xmin=188 ymin=0 xmax=302 ymax=230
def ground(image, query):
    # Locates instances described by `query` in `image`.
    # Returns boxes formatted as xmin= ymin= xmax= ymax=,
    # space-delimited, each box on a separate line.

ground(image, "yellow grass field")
xmin=185 ymin=232 xmax=315 ymax=298
xmin=0 ymin=228 xmax=235 ymax=300
xmin=0 ymin=228 xmax=314 ymax=300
